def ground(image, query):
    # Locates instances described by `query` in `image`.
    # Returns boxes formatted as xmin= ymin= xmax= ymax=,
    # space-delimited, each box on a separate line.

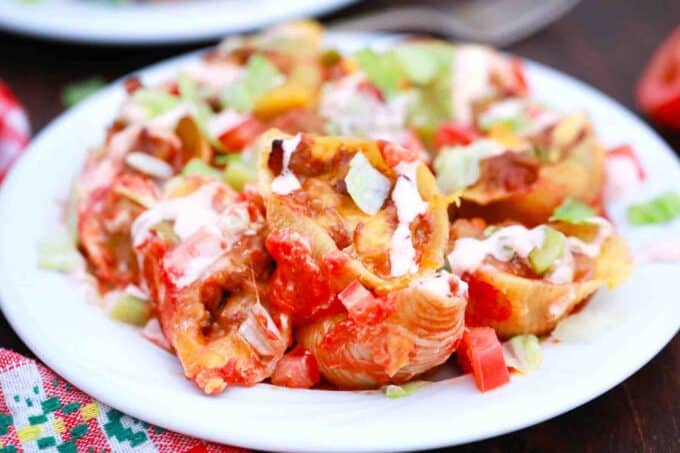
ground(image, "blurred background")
xmin=0 ymin=0 xmax=678 ymax=451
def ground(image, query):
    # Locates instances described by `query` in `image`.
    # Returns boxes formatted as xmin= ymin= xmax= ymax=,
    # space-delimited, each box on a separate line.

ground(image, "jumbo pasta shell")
xmin=297 ymin=284 xmax=466 ymax=389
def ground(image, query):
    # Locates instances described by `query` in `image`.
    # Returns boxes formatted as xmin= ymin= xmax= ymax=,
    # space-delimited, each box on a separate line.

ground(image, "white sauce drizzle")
xmin=180 ymin=62 xmax=243 ymax=95
xmin=319 ymin=73 xmax=411 ymax=142
xmin=389 ymin=161 xmax=428 ymax=277
xmin=271 ymin=133 xmax=302 ymax=195
xmin=132 ymin=182 xmax=223 ymax=246
xmin=409 ymin=270 xmax=468 ymax=298
xmin=447 ymin=220 xmax=613 ymax=284
xmin=125 ymin=152 xmax=174 ymax=179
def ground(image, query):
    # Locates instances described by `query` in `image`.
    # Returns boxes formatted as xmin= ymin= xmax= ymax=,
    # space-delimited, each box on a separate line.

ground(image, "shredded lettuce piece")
xmin=502 ymin=335 xmax=543 ymax=373
xmin=223 ymin=154 xmax=256 ymax=191
xmin=38 ymin=232 xmax=82 ymax=272
xmin=528 ymin=226 xmax=566 ymax=275
xmin=109 ymin=293 xmax=152 ymax=327
xmin=433 ymin=140 xmax=503 ymax=195
xmin=181 ymin=158 xmax=222 ymax=179
xmin=393 ymin=42 xmax=454 ymax=85
xmin=132 ymin=88 xmax=181 ymax=118
xmin=221 ymin=54 xmax=283 ymax=112
xmin=552 ymin=311 xmax=620 ymax=342
xmin=550 ymin=198 xmax=597 ymax=224
xmin=61 ymin=77 xmax=105 ymax=107
xmin=353 ymin=48 xmax=402 ymax=99
xmin=383 ymin=381 xmax=431 ymax=399
xmin=345 ymin=152 xmax=392 ymax=215
xmin=627 ymin=191 xmax=680 ymax=225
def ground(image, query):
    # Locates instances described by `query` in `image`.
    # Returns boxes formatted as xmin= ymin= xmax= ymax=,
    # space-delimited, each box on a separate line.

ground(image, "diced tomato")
xmin=510 ymin=59 xmax=529 ymax=95
xmin=218 ymin=117 xmax=265 ymax=152
xmin=457 ymin=327 xmax=510 ymax=392
xmin=377 ymin=140 xmax=419 ymax=167
xmin=433 ymin=122 xmax=480 ymax=150
xmin=607 ymin=144 xmax=646 ymax=180
xmin=464 ymin=273 xmax=513 ymax=326
xmin=163 ymin=80 xmax=179 ymax=96
xmin=338 ymin=280 xmax=392 ymax=324
xmin=266 ymin=229 xmax=340 ymax=325
xmin=357 ymin=80 xmax=384 ymax=102
xmin=271 ymin=346 xmax=321 ymax=389
xmin=637 ymin=26 xmax=680 ymax=129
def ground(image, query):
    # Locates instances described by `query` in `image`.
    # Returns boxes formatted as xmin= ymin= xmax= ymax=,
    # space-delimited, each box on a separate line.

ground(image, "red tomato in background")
xmin=218 ymin=117 xmax=264 ymax=152
xmin=457 ymin=327 xmax=510 ymax=392
xmin=433 ymin=123 xmax=480 ymax=150
xmin=637 ymin=26 xmax=680 ymax=129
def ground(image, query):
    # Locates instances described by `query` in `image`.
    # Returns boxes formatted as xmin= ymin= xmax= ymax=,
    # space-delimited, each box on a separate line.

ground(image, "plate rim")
xmin=0 ymin=32 xmax=679 ymax=452
xmin=0 ymin=0 xmax=360 ymax=45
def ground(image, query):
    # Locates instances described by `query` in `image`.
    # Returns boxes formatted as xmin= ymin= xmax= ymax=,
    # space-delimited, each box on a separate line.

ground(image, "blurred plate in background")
xmin=0 ymin=0 xmax=359 ymax=45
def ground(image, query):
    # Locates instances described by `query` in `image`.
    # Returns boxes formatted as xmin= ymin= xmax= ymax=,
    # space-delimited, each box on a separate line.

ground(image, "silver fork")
xmin=329 ymin=0 xmax=581 ymax=47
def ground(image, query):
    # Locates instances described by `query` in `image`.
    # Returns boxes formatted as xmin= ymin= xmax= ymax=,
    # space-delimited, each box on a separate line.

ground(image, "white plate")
xmin=0 ymin=0 xmax=358 ymax=45
xmin=1 ymin=33 xmax=679 ymax=453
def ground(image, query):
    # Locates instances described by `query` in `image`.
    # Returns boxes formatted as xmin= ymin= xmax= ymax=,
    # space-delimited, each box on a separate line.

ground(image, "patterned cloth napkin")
xmin=0 ymin=349 xmax=245 ymax=453
xmin=0 ymin=79 xmax=30 ymax=185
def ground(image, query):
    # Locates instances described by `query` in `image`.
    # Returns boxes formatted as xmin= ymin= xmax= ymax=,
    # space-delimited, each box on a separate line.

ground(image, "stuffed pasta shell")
xmin=133 ymin=175 xmax=290 ymax=394
xmin=447 ymin=216 xmax=633 ymax=337
xmin=256 ymin=131 xmax=467 ymax=388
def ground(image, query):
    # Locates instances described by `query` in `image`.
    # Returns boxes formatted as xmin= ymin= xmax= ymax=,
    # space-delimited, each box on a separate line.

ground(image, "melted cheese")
xmin=271 ymin=133 xmax=302 ymax=195
xmin=389 ymin=161 xmax=428 ymax=277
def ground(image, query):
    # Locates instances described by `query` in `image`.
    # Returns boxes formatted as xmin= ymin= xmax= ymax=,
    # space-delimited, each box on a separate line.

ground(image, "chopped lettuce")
xmin=38 ymin=232 xmax=82 ymax=272
xmin=345 ymin=152 xmax=392 ymax=215
xmin=550 ymin=198 xmax=597 ymax=224
xmin=434 ymin=140 xmax=502 ymax=195
xmin=353 ymin=48 xmax=402 ymax=99
xmin=528 ymin=226 xmax=566 ymax=275
xmin=627 ymin=191 xmax=680 ymax=225
xmin=502 ymin=335 xmax=542 ymax=374
xmin=393 ymin=42 xmax=454 ymax=85
xmin=221 ymin=54 xmax=283 ymax=112
xmin=61 ymin=77 xmax=106 ymax=108
xmin=132 ymin=88 xmax=181 ymax=118
xmin=109 ymin=293 xmax=152 ymax=327
xmin=223 ymin=154 xmax=256 ymax=191
xmin=181 ymin=158 xmax=222 ymax=179
xmin=383 ymin=380 xmax=431 ymax=399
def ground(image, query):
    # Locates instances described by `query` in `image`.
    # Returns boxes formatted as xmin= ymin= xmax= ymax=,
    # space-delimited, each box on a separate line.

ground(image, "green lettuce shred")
xmin=181 ymin=158 xmax=222 ymax=179
xmin=627 ymin=191 xmax=680 ymax=225
xmin=550 ymin=198 xmax=597 ymax=224
xmin=383 ymin=381 xmax=431 ymax=399
xmin=132 ymin=88 xmax=181 ymax=119
xmin=223 ymin=154 xmax=256 ymax=191
xmin=221 ymin=54 xmax=283 ymax=112
xmin=61 ymin=77 xmax=106 ymax=108
xmin=38 ymin=232 xmax=82 ymax=272
xmin=109 ymin=293 xmax=152 ymax=327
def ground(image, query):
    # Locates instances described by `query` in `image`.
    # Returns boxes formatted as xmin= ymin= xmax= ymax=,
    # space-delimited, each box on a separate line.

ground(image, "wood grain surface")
xmin=0 ymin=0 xmax=678 ymax=451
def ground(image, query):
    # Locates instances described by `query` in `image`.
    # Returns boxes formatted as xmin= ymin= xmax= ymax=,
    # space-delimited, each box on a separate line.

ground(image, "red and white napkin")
xmin=0 ymin=80 xmax=30 ymax=185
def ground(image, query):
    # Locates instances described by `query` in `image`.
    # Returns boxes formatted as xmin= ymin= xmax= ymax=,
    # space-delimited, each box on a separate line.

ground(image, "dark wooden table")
xmin=1 ymin=0 xmax=679 ymax=451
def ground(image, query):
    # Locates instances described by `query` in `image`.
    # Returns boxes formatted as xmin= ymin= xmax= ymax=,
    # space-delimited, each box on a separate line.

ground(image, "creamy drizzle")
xmin=271 ymin=133 xmax=302 ymax=195
xmin=604 ymin=155 xmax=642 ymax=202
xmin=180 ymin=61 xmax=243 ymax=95
xmin=389 ymin=161 xmax=428 ymax=277
xmin=319 ymin=73 xmax=410 ymax=142
xmin=132 ymin=182 xmax=223 ymax=246
xmin=409 ymin=270 xmax=468 ymax=298
xmin=451 ymin=45 xmax=493 ymax=125
xmin=447 ymin=220 xmax=613 ymax=284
